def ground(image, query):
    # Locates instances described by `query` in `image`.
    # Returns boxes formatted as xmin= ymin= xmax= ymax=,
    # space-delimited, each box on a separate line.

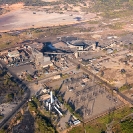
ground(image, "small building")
xmin=42 ymin=60 xmax=53 ymax=68
xmin=8 ymin=50 xmax=19 ymax=58
xmin=110 ymin=41 xmax=117 ymax=47
xmin=53 ymin=42 xmax=67 ymax=49
xmin=92 ymin=42 xmax=100 ymax=51
xmin=29 ymin=42 xmax=44 ymax=51
xmin=3 ymin=56 xmax=8 ymax=64
xmin=82 ymin=78 xmax=89 ymax=83
xmin=106 ymin=48 xmax=113 ymax=54
xmin=32 ymin=48 xmax=53 ymax=68
xmin=40 ymin=94 xmax=51 ymax=101
xmin=73 ymin=120 xmax=81 ymax=125
xmin=53 ymin=75 xmax=61 ymax=80
xmin=0 ymin=50 xmax=8 ymax=56
xmin=67 ymin=40 xmax=87 ymax=51
xmin=74 ymin=52 xmax=79 ymax=58
xmin=92 ymin=43 xmax=96 ymax=50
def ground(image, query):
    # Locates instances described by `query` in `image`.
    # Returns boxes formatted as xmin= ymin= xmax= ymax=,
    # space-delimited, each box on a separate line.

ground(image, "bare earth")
xmin=0 ymin=7 xmax=96 ymax=32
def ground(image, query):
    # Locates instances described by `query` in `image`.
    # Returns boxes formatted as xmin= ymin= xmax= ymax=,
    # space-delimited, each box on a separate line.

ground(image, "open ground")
xmin=0 ymin=4 xmax=97 ymax=32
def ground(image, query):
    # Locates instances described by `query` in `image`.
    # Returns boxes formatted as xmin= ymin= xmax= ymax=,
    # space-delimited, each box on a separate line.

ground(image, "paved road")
xmin=26 ymin=65 xmax=76 ymax=85
xmin=0 ymin=60 xmax=76 ymax=128
xmin=0 ymin=61 xmax=31 ymax=129
xmin=67 ymin=57 xmax=133 ymax=105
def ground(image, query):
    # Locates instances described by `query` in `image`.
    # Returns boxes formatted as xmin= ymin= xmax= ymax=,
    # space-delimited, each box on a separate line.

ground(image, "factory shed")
xmin=40 ymin=94 xmax=50 ymax=101
xmin=42 ymin=60 xmax=53 ymax=68
xmin=8 ymin=50 xmax=19 ymax=58
xmin=67 ymin=40 xmax=88 ymax=51
xmin=60 ymin=36 xmax=78 ymax=42
xmin=29 ymin=42 xmax=44 ymax=51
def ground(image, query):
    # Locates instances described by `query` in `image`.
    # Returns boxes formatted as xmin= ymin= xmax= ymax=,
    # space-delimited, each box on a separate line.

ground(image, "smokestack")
xmin=49 ymin=103 xmax=51 ymax=111
xmin=54 ymin=106 xmax=63 ymax=116
xmin=50 ymin=91 xmax=53 ymax=104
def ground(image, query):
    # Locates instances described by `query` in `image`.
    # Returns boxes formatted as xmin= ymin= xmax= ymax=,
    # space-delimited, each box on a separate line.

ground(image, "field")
xmin=68 ymin=106 xmax=133 ymax=133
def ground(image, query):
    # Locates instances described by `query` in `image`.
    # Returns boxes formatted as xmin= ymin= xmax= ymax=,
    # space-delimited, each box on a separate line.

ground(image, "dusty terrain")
xmin=0 ymin=3 xmax=97 ymax=32
xmin=41 ymin=0 xmax=59 ymax=1
xmin=0 ymin=3 xmax=24 ymax=12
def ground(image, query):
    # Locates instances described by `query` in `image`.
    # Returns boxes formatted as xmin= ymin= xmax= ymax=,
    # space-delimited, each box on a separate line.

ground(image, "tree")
xmin=121 ymin=118 xmax=133 ymax=133
xmin=6 ymin=93 xmax=14 ymax=102
xmin=100 ymin=70 xmax=104 ymax=77
xmin=0 ymin=129 xmax=5 ymax=133
xmin=77 ymin=64 xmax=80 ymax=70
xmin=0 ymin=115 xmax=4 ymax=120
xmin=121 ymin=69 xmax=126 ymax=74
xmin=26 ymin=74 xmax=33 ymax=81
xmin=121 ymin=69 xmax=127 ymax=84
xmin=28 ymin=100 xmax=37 ymax=112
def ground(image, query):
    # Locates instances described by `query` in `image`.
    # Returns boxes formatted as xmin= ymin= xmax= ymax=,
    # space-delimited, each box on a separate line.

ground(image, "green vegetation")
xmin=28 ymin=100 xmax=38 ymax=112
xmin=127 ymin=43 xmax=133 ymax=50
xmin=6 ymin=93 xmax=14 ymax=101
xmin=76 ymin=64 xmax=80 ymax=70
xmin=0 ymin=33 xmax=20 ymax=50
xmin=0 ymin=0 xmax=113 ymax=6
xmin=0 ymin=129 xmax=5 ymax=133
xmin=64 ymin=0 xmax=86 ymax=4
xmin=0 ymin=25 xmax=84 ymax=50
xmin=0 ymin=0 xmax=133 ymax=13
xmin=120 ymin=118 xmax=133 ymax=133
xmin=108 ymin=22 xmax=124 ymax=30
xmin=64 ymin=102 xmax=82 ymax=120
xmin=68 ymin=106 xmax=133 ymax=133
xmin=61 ymin=73 xmax=69 ymax=79
xmin=10 ymin=111 xmax=24 ymax=126
xmin=97 ymin=106 xmax=133 ymax=123
xmin=28 ymin=97 xmax=57 ymax=133
xmin=0 ymin=115 xmax=4 ymax=120
xmin=35 ymin=114 xmax=55 ymax=133
xmin=0 ymin=68 xmax=22 ymax=103
xmin=0 ymin=0 xmax=62 ymax=6
xmin=88 ymin=20 xmax=99 ymax=24
xmin=119 ymin=84 xmax=131 ymax=92
xmin=87 ymin=0 xmax=133 ymax=20
xmin=102 ymin=10 xmax=133 ymax=19
xmin=68 ymin=125 xmax=84 ymax=133
xmin=92 ymin=0 xmax=133 ymax=12
xmin=26 ymin=74 xmax=33 ymax=81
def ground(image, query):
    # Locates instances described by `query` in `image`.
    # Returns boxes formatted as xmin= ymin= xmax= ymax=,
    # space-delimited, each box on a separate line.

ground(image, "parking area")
xmin=9 ymin=64 xmax=35 ymax=76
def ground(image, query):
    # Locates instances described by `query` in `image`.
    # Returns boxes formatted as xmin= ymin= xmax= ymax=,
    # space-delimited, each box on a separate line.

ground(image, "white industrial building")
xmin=67 ymin=40 xmax=87 ymax=51
xmin=8 ymin=50 xmax=19 ymax=58
xmin=40 ymin=91 xmax=63 ymax=116
xmin=31 ymin=48 xmax=53 ymax=68
xmin=106 ymin=48 xmax=113 ymax=54
xmin=53 ymin=75 xmax=61 ymax=80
